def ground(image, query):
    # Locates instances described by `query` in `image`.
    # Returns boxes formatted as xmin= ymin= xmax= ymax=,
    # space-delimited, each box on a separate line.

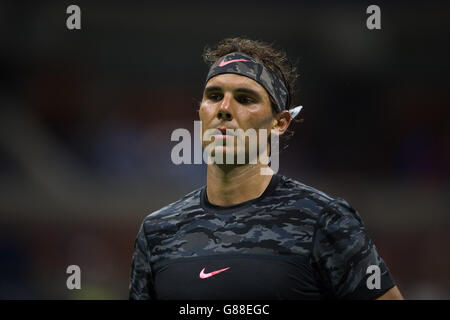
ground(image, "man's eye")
xmin=208 ymin=93 xmax=222 ymax=101
xmin=236 ymin=96 xmax=253 ymax=104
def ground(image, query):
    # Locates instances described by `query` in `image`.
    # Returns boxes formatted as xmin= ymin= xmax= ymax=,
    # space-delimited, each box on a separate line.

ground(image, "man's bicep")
xmin=313 ymin=199 xmax=397 ymax=299
xmin=376 ymin=285 xmax=404 ymax=300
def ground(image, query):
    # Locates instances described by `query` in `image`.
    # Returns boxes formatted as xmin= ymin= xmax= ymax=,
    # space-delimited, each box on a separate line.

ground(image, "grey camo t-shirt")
xmin=129 ymin=174 xmax=396 ymax=300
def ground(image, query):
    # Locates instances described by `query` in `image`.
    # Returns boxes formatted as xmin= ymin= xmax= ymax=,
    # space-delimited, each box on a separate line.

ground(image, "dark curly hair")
xmin=202 ymin=37 xmax=303 ymax=150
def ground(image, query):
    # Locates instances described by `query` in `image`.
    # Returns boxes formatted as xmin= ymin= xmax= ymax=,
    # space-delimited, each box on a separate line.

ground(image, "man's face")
xmin=199 ymin=73 xmax=275 ymax=164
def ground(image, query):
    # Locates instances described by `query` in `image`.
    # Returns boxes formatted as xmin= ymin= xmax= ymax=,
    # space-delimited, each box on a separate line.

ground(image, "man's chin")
xmin=210 ymin=147 xmax=238 ymax=165
xmin=209 ymin=147 xmax=258 ymax=166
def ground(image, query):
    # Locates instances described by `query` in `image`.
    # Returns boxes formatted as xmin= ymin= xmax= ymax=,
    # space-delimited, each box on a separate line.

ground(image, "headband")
xmin=206 ymin=52 xmax=303 ymax=119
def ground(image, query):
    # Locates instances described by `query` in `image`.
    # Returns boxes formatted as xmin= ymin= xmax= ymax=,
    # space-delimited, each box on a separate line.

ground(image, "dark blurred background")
xmin=0 ymin=0 xmax=449 ymax=299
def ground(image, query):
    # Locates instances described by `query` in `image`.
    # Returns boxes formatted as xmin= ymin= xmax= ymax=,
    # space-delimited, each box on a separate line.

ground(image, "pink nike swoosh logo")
xmin=199 ymin=267 xmax=230 ymax=279
xmin=219 ymin=59 xmax=249 ymax=67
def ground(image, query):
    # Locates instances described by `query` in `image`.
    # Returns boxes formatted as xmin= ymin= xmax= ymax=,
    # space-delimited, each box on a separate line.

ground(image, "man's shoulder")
xmin=275 ymin=174 xmax=335 ymax=207
xmin=274 ymin=174 xmax=357 ymax=220
xmin=142 ymin=185 xmax=204 ymax=223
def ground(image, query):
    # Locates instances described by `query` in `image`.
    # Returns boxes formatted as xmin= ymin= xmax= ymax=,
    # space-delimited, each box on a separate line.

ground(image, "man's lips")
xmin=214 ymin=127 xmax=237 ymax=136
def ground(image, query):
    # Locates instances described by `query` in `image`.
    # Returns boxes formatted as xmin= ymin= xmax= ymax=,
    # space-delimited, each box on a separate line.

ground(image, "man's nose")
xmin=217 ymin=93 xmax=233 ymax=121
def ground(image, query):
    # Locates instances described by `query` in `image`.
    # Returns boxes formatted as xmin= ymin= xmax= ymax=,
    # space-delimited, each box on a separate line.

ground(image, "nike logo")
xmin=199 ymin=267 xmax=230 ymax=279
xmin=219 ymin=59 xmax=249 ymax=67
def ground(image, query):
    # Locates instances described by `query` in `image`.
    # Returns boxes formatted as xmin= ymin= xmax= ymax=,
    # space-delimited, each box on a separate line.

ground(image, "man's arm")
xmin=312 ymin=199 xmax=399 ymax=299
xmin=129 ymin=223 xmax=155 ymax=300
xmin=376 ymin=285 xmax=404 ymax=300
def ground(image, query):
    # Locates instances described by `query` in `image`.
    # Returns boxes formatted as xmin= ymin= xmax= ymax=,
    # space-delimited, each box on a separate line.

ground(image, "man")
xmin=129 ymin=38 xmax=403 ymax=300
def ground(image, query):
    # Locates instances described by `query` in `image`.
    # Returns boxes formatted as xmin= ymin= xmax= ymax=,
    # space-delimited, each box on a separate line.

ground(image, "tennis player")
xmin=129 ymin=38 xmax=403 ymax=300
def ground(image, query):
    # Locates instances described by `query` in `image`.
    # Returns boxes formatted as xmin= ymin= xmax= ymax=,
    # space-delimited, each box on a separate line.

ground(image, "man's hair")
xmin=202 ymin=37 xmax=302 ymax=150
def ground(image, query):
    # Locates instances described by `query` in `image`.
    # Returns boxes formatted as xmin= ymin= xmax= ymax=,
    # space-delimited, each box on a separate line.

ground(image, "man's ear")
xmin=272 ymin=110 xmax=291 ymax=134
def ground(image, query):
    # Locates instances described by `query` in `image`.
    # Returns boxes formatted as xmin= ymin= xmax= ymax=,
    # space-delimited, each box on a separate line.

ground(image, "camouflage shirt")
xmin=129 ymin=174 xmax=396 ymax=300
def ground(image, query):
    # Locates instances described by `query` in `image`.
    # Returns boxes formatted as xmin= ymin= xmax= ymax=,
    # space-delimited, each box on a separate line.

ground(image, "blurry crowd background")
xmin=0 ymin=1 xmax=449 ymax=299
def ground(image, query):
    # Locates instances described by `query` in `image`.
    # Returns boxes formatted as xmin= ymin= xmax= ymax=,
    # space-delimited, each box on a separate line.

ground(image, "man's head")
xmin=199 ymin=37 xmax=300 ymax=167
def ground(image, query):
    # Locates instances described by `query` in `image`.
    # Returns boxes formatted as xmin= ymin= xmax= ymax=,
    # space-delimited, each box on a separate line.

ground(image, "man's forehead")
xmin=205 ymin=73 xmax=267 ymax=93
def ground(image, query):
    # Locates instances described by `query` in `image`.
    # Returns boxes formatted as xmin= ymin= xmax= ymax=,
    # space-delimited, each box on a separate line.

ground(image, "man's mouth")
xmin=215 ymin=126 xmax=236 ymax=136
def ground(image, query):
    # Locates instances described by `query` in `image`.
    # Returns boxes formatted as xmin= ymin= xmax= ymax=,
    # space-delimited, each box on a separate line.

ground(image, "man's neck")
xmin=206 ymin=164 xmax=274 ymax=206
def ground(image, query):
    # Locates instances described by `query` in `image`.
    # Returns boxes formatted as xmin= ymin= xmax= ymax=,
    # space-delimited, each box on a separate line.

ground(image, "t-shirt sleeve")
xmin=129 ymin=222 xmax=155 ymax=300
xmin=312 ymin=198 xmax=396 ymax=299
